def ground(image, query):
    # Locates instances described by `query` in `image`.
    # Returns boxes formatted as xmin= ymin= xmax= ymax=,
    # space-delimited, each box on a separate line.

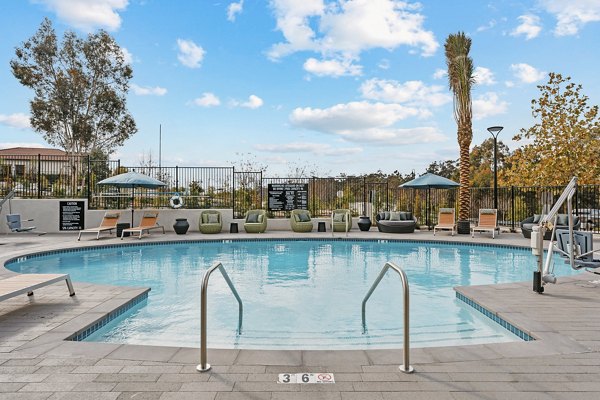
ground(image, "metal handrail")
xmin=361 ymin=261 xmax=414 ymax=373
xmin=197 ymin=262 xmax=243 ymax=372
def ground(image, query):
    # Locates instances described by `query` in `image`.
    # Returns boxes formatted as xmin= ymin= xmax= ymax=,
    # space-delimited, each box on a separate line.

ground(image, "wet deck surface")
xmin=1 ymin=230 xmax=600 ymax=399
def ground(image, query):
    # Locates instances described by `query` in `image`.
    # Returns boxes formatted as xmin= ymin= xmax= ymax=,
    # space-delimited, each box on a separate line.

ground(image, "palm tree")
xmin=445 ymin=32 xmax=475 ymax=233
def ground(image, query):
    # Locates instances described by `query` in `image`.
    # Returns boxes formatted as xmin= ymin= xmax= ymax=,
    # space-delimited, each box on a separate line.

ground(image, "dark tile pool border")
xmin=4 ymin=237 xmax=532 ymax=266
xmin=456 ymin=291 xmax=534 ymax=341
xmin=67 ymin=290 xmax=149 ymax=342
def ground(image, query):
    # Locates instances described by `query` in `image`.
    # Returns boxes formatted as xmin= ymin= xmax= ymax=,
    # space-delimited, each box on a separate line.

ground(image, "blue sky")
xmin=1 ymin=0 xmax=599 ymax=176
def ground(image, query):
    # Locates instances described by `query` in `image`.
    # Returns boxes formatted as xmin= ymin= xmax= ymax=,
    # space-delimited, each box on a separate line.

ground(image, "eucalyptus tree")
xmin=11 ymin=18 xmax=137 ymax=157
xmin=445 ymin=32 xmax=475 ymax=232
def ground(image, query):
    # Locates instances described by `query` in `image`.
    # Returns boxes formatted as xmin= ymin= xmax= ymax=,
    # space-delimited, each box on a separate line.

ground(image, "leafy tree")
xmin=504 ymin=73 xmax=600 ymax=185
xmin=470 ymin=138 xmax=510 ymax=187
xmin=11 ymin=18 xmax=136 ymax=156
xmin=425 ymin=159 xmax=459 ymax=181
xmin=445 ymin=32 xmax=475 ymax=224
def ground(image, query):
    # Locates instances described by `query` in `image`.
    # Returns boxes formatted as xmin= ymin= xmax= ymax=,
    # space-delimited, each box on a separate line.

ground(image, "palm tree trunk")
xmin=458 ymin=137 xmax=471 ymax=222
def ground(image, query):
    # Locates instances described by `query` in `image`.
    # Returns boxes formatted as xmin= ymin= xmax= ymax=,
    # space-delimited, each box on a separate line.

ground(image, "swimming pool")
xmin=5 ymin=239 xmax=576 ymax=349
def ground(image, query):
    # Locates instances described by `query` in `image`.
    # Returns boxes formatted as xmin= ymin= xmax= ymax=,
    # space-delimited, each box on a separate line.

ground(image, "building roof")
xmin=0 ymin=147 xmax=67 ymax=157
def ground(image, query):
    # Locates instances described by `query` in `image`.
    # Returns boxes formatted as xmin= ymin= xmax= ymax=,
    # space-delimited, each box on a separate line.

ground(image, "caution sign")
xmin=277 ymin=373 xmax=335 ymax=384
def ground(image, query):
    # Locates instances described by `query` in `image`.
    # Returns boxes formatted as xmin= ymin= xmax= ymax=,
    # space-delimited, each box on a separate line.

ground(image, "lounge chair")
xmin=6 ymin=214 xmax=44 ymax=235
xmin=556 ymin=229 xmax=600 ymax=274
xmin=77 ymin=212 xmax=121 ymax=241
xmin=331 ymin=209 xmax=351 ymax=236
xmin=290 ymin=209 xmax=313 ymax=232
xmin=244 ymin=209 xmax=267 ymax=233
xmin=471 ymin=209 xmax=500 ymax=239
xmin=0 ymin=273 xmax=75 ymax=302
xmin=434 ymin=208 xmax=456 ymax=236
xmin=121 ymin=211 xmax=165 ymax=239
xmin=199 ymin=210 xmax=222 ymax=234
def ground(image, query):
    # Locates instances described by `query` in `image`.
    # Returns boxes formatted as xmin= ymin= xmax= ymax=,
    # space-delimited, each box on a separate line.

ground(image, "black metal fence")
xmin=2 ymin=155 xmax=599 ymax=232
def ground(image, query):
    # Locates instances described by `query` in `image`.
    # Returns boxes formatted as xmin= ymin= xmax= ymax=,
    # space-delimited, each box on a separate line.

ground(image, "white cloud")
xmin=511 ymin=15 xmax=542 ymax=39
xmin=540 ymin=0 xmax=600 ymax=36
xmin=131 ymin=84 xmax=167 ymax=96
xmin=510 ymin=63 xmax=546 ymax=83
xmin=289 ymin=101 xmax=445 ymax=145
xmin=268 ymin=0 xmax=438 ymax=61
xmin=473 ymin=66 xmax=496 ymax=85
xmin=176 ymin=39 xmax=205 ymax=68
xmin=192 ymin=92 xmax=221 ymax=107
xmin=505 ymin=81 xmax=515 ymax=88
xmin=35 ymin=0 xmax=128 ymax=32
xmin=231 ymin=95 xmax=264 ymax=109
xmin=476 ymin=19 xmax=497 ymax=32
xmin=360 ymin=79 xmax=451 ymax=107
xmin=432 ymin=68 xmax=447 ymax=79
xmin=0 ymin=113 xmax=31 ymax=129
xmin=303 ymin=57 xmax=362 ymax=77
xmin=473 ymin=92 xmax=509 ymax=120
xmin=255 ymin=142 xmax=362 ymax=156
xmin=227 ymin=0 xmax=244 ymax=22
xmin=121 ymin=47 xmax=134 ymax=64
xmin=378 ymin=59 xmax=390 ymax=70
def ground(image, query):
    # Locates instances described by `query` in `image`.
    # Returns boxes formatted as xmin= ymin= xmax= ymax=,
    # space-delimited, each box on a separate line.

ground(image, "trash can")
xmin=116 ymin=223 xmax=130 ymax=237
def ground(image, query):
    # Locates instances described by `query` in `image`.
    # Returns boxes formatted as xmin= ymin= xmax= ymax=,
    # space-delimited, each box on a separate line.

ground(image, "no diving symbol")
xmin=318 ymin=373 xmax=333 ymax=383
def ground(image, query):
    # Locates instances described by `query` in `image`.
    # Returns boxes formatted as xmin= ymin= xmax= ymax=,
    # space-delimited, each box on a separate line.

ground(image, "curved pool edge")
xmin=0 ymin=230 xmax=587 ymax=356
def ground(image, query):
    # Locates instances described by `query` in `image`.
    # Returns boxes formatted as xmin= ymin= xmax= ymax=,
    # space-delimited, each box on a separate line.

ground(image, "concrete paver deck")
xmin=1 ymin=229 xmax=600 ymax=399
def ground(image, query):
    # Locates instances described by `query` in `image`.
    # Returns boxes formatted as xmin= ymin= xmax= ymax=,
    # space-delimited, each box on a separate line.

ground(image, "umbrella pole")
xmin=131 ymin=185 xmax=135 ymax=227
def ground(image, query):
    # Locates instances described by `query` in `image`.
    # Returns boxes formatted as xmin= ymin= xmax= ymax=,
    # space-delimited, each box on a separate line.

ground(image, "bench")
xmin=0 ymin=274 xmax=75 ymax=301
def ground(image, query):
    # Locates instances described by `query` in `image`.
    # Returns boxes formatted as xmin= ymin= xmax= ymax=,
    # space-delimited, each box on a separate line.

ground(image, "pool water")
xmin=6 ymin=240 xmax=576 ymax=349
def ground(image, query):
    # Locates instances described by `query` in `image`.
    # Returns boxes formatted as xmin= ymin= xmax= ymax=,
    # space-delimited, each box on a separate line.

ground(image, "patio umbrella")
xmin=97 ymin=170 xmax=166 ymax=226
xmin=400 ymin=173 xmax=459 ymax=229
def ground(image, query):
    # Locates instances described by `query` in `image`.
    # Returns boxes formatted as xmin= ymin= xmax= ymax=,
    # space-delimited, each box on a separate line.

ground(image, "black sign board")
xmin=268 ymin=183 xmax=309 ymax=211
xmin=59 ymin=201 xmax=85 ymax=231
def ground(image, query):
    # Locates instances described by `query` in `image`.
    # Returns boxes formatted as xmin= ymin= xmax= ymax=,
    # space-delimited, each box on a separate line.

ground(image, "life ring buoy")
xmin=170 ymin=193 xmax=184 ymax=209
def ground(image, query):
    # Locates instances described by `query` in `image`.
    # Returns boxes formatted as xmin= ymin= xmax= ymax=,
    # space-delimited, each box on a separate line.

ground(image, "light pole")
xmin=487 ymin=126 xmax=503 ymax=210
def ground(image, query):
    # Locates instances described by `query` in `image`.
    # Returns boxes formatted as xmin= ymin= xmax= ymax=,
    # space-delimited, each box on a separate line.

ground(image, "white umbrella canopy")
xmin=98 ymin=170 xmax=166 ymax=225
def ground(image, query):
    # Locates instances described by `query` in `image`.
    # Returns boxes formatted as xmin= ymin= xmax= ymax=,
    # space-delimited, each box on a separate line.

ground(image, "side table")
xmin=116 ymin=223 xmax=130 ymax=237
xmin=230 ymin=222 xmax=239 ymax=233
xmin=317 ymin=221 xmax=326 ymax=232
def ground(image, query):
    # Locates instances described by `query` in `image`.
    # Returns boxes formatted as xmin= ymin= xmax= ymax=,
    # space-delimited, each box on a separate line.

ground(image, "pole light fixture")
xmin=487 ymin=126 xmax=503 ymax=210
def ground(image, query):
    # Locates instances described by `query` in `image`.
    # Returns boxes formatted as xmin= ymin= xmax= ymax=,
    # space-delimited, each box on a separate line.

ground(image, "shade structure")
xmin=400 ymin=173 xmax=460 ymax=189
xmin=400 ymin=173 xmax=459 ymax=229
xmin=97 ymin=171 xmax=166 ymax=225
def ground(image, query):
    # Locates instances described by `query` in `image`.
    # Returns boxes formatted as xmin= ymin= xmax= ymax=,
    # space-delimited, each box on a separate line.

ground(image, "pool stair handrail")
xmin=197 ymin=262 xmax=243 ymax=373
xmin=361 ymin=261 xmax=414 ymax=374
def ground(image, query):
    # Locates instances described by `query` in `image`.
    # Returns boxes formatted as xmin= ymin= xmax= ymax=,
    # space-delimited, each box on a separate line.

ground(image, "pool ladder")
xmin=362 ymin=261 xmax=414 ymax=373
xmin=197 ymin=262 xmax=243 ymax=372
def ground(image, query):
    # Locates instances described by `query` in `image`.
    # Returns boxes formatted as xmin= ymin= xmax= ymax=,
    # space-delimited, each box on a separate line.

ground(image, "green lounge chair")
xmin=290 ymin=209 xmax=313 ymax=232
xmin=199 ymin=210 xmax=222 ymax=234
xmin=331 ymin=209 xmax=351 ymax=236
xmin=244 ymin=209 xmax=267 ymax=233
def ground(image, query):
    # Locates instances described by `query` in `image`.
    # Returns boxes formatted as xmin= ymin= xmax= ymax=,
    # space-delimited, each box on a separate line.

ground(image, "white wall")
xmin=0 ymin=199 xmax=358 ymax=234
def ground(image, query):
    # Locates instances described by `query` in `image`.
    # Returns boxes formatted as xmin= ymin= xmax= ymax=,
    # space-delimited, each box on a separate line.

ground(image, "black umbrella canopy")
xmin=400 ymin=173 xmax=459 ymax=230
xmin=98 ymin=171 xmax=166 ymax=225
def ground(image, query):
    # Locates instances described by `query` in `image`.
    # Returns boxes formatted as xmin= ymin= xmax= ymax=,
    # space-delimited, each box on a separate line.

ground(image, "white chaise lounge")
xmin=0 ymin=274 xmax=75 ymax=301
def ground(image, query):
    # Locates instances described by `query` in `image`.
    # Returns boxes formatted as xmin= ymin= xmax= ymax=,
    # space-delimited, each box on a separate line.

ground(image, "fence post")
xmin=87 ymin=155 xmax=91 ymax=207
xmin=511 ymin=186 xmax=515 ymax=232
xmin=232 ymin=167 xmax=235 ymax=217
xmin=259 ymin=171 xmax=263 ymax=209
xmin=37 ymin=154 xmax=41 ymax=199
xmin=363 ymin=177 xmax=366 ymax=216
xmin=117 ymin=159 xmax=121 ymax=210
xmin=312 ymin=176 xmax=316 ymax=216
xmin=176 ymin=166 xmax=179 ymax=190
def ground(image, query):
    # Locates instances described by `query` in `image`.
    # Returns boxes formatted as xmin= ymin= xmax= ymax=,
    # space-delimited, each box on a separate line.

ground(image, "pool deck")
xmin=1 ymin=229 xmax=600 ymax=399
